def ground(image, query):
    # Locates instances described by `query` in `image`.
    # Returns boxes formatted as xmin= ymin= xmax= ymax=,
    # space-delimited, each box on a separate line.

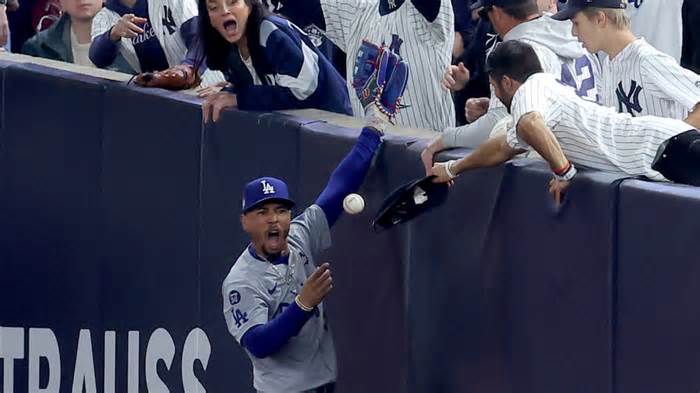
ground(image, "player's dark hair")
xmin=486 ymin=40 xmax=543 ymax=83
xmin=499 ymin=0 xmax=539 ymax=20
xmin=197 ymin=0 xmax=271 ymax=73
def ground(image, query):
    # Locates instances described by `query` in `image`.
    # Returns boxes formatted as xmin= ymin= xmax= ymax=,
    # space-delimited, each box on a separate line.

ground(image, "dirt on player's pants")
xmin=652 ymin=129 xmax=700 ymax=186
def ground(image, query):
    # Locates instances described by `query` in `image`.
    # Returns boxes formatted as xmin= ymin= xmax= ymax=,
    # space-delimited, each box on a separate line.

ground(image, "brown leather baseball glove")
xmin=133 ymin=65 xmax=201 ymax=90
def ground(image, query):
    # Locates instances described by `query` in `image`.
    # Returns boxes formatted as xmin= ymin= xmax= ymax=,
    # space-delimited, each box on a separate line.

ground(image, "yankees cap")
xmin=242 ymin=177 xmax=295 ymax=213
xmin=552 ymin=0 xmax=627 ymax=21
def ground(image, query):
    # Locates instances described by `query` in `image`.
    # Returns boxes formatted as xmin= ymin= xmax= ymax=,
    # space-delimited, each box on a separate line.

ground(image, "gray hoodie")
xmin=442 ymin=15 xmax=600 ymax=149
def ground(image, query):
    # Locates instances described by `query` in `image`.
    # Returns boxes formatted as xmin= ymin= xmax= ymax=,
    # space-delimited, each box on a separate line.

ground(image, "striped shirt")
xmin=601 ymin=38 xmax=700 ymax=120
xmin=442 ymin=16 xmax=601 ymax=148
xmin=507 ymin=73 xmax=693 ymax=181
xmin=626 ymin=0 xmax=683 ymax=61
xmin=319 ymin=0 xmax=455 ymax=131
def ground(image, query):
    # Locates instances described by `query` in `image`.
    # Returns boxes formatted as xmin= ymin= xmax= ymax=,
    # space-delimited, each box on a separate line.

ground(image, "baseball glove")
xmin=352 ymin=39 xmax=409 ymax=123
xmin=133 ymin=64 xmax=201 ymax=90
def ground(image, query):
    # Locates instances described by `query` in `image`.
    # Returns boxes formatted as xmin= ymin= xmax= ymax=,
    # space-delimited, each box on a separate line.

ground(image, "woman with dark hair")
xmin=199 ymin=0 xmax=352 ymax=122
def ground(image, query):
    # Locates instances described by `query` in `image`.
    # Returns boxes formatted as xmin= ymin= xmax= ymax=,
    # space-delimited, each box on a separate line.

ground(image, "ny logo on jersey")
xmin=162 ymin=5 xmax=177 ymax=35
xmin=616 ymin=81 xmax=644 ymax=116
xmin=628 ymin=0 xmax=643 ymax=9
xmin=261 ymin=180 xmax=275 ymax=195
xmin=387 ymin=0 xmax=397 ymax=9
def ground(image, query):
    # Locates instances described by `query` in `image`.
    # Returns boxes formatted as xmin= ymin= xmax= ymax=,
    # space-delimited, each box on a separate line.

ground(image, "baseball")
xmin=343 ymin=193 xmax=365 ymax=215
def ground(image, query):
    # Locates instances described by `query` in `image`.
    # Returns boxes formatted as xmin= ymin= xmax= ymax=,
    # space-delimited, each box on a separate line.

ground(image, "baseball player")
xmin=421 ymin=0 xmax=601 ymax=174
xmin=552 ymin=0 xmax=700 ymax=130
xmin=222 ymin=41 xmax=409 ymax=393
xmin=624 ymin=0 xmax=684 ymax=62
xmin=89 ymin=0 xmax=223 ymax=87
xmin=431 ymin=41 xmax=700 ymax=206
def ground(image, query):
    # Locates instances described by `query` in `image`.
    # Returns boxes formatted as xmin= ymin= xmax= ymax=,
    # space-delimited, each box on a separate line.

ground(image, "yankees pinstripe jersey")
xmin=507 ymin=73 xmax=693 ymax=181
xmin=319 ymin=0 xmax=455 ymax=131
xmin=600 ymin=38 xmax=700 ymax=120
xmin=626 ymin=0 xmax=683 ymax=61
xmin=223 ymin=205 xmax=336 ymax=393
xmin=442 ymin=15 xmax=600 ymax=148
xmin=91 ymin=0 xmax=224 ymax=86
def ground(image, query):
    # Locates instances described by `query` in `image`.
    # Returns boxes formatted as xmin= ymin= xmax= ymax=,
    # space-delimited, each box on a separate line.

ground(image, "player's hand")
xmin=299 ymin=263 xmax=333 ymax=309
xmin=465 ymin=97 xmax=490 ymax=123
xmin=548 ymin=178 xmax=571 ymax=208
xmin=202 ymin=91 xmax=237 ymax=123
xmin=110 ymin=14 xmax=147 ymax=42
xmin=0 ymin=5 xmax=9 ymax=48
xmin=441 ymin=62 xmax=470 ymax=91
xmin=197 ymin=81 xmax=231 ymax=98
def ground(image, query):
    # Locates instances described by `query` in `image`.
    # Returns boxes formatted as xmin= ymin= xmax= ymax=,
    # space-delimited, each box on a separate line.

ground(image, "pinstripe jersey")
xmin=319 ymin=0 xmax=455 ymax=131
xmin=91 ymin=0 xmax=224 ymax=86
xmin=600 ymin=38 xmax=700 ymax=120
xmin=626 ymin=0 xmax=683 ymax=61
xmin=507 ymin=73 xmax=693 ymax=181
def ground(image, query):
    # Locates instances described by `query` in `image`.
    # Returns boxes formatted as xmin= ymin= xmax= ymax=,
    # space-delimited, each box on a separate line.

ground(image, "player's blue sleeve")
xmin=316 ymin=127 xmax=382 ymax=227
xmin=240 ymin=302 xmax=313 ymax=358
xmin=89 ymin=29 xmax=120 ymax=68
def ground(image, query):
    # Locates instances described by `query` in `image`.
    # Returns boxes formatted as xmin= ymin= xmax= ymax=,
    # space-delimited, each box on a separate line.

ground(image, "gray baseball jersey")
xmin=319 ymin=0 xmax=455 ymax=132
xmin=507 ymin=73 xmax=692 ymax=180
xmin=222 ymin=205 xmax=336 ymax=393
xmin=626 ymin=0 xmax=683 ymax=61
xmin=600 ymin=38 xmax=700 ymax=119
xmin=442 ymin=16 xmax=601 ymax=148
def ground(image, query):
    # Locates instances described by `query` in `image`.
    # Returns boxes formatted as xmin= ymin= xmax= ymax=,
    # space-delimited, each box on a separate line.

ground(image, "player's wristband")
xmin=553 ymin=162 xmax=577 ymax=182
xmin=444 ymin=160 xmax=459 ymax=180
xmin=295 ymin=296 xmax=314 ymax=312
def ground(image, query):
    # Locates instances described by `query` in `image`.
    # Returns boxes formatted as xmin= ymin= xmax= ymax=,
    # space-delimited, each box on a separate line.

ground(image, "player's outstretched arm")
xmin=240 ymin=264 xmax=332 ymax=358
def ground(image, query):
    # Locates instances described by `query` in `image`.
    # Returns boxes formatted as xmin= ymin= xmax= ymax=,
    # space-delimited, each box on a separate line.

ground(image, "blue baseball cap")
xmin=241 ymin=177 xmax=296 ymax=213
xmin=471 ymin=0 xmax=533 ymax=11
xmin=552 ymin=0 xmax=627 ymax=21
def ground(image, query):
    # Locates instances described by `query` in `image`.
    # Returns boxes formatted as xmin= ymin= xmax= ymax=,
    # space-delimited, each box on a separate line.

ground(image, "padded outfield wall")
xmin=0 ymin=59 xmax=699 ymax=393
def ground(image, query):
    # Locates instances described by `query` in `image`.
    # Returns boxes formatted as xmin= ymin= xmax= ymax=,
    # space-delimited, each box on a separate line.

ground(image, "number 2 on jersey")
xmin=560 ymin=56 xmax=596 ymax=100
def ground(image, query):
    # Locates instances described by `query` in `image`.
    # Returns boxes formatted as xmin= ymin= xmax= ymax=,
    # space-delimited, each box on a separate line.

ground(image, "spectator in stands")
xmin=624 ymin=0 xmax=684 ymax=62
xmin=22 ymin=0 xmax=132 ymax=70
xmin=552 ymin=0 xmax=700 ymax=129
xmin=421 ymin=0 xmax=599 ymax=174
xmin=682 ymin=0 xmax=700 ymax=73
xmin=89 ymin=0 xmax=223 ymax=86
xmin=0 ymin=0 xmax=18 ymax=50
xmin=198 ymin=0 xmax=352 ymax=122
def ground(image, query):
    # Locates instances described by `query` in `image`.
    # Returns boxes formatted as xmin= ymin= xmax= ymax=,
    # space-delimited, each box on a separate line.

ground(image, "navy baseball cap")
xmin=241 ymin=177 xmax=295 ymax=213
xmin=471 ymin=0 xmax=532 ymax=11
xmin=552 ymin=0 xmax=627 ymax=20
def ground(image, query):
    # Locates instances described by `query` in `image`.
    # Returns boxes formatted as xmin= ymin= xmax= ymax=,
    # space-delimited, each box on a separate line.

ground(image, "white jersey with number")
xmin=600 ymin=38 xmax=700 ymax=120
xmin=506 ymin=73 xmax=692 ymax=180
xmin=222 ymin=205 xmax=336 ymax=393
xmin=319 ymin=0 xmax=455 ymax=131
xmin=626 ymin=0 xmax=683 ymax=61
xmin=442 ymin=15 xmax=600 ymax=148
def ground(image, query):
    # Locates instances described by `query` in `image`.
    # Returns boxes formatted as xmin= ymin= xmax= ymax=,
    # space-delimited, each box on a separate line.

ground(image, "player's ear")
xmin=240 ymin=213 xmax=250 ymax=232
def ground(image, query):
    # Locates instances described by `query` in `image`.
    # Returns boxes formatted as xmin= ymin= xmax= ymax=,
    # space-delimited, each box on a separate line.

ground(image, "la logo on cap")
xmin=261 ymin=180 xmax=275 ymax=195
